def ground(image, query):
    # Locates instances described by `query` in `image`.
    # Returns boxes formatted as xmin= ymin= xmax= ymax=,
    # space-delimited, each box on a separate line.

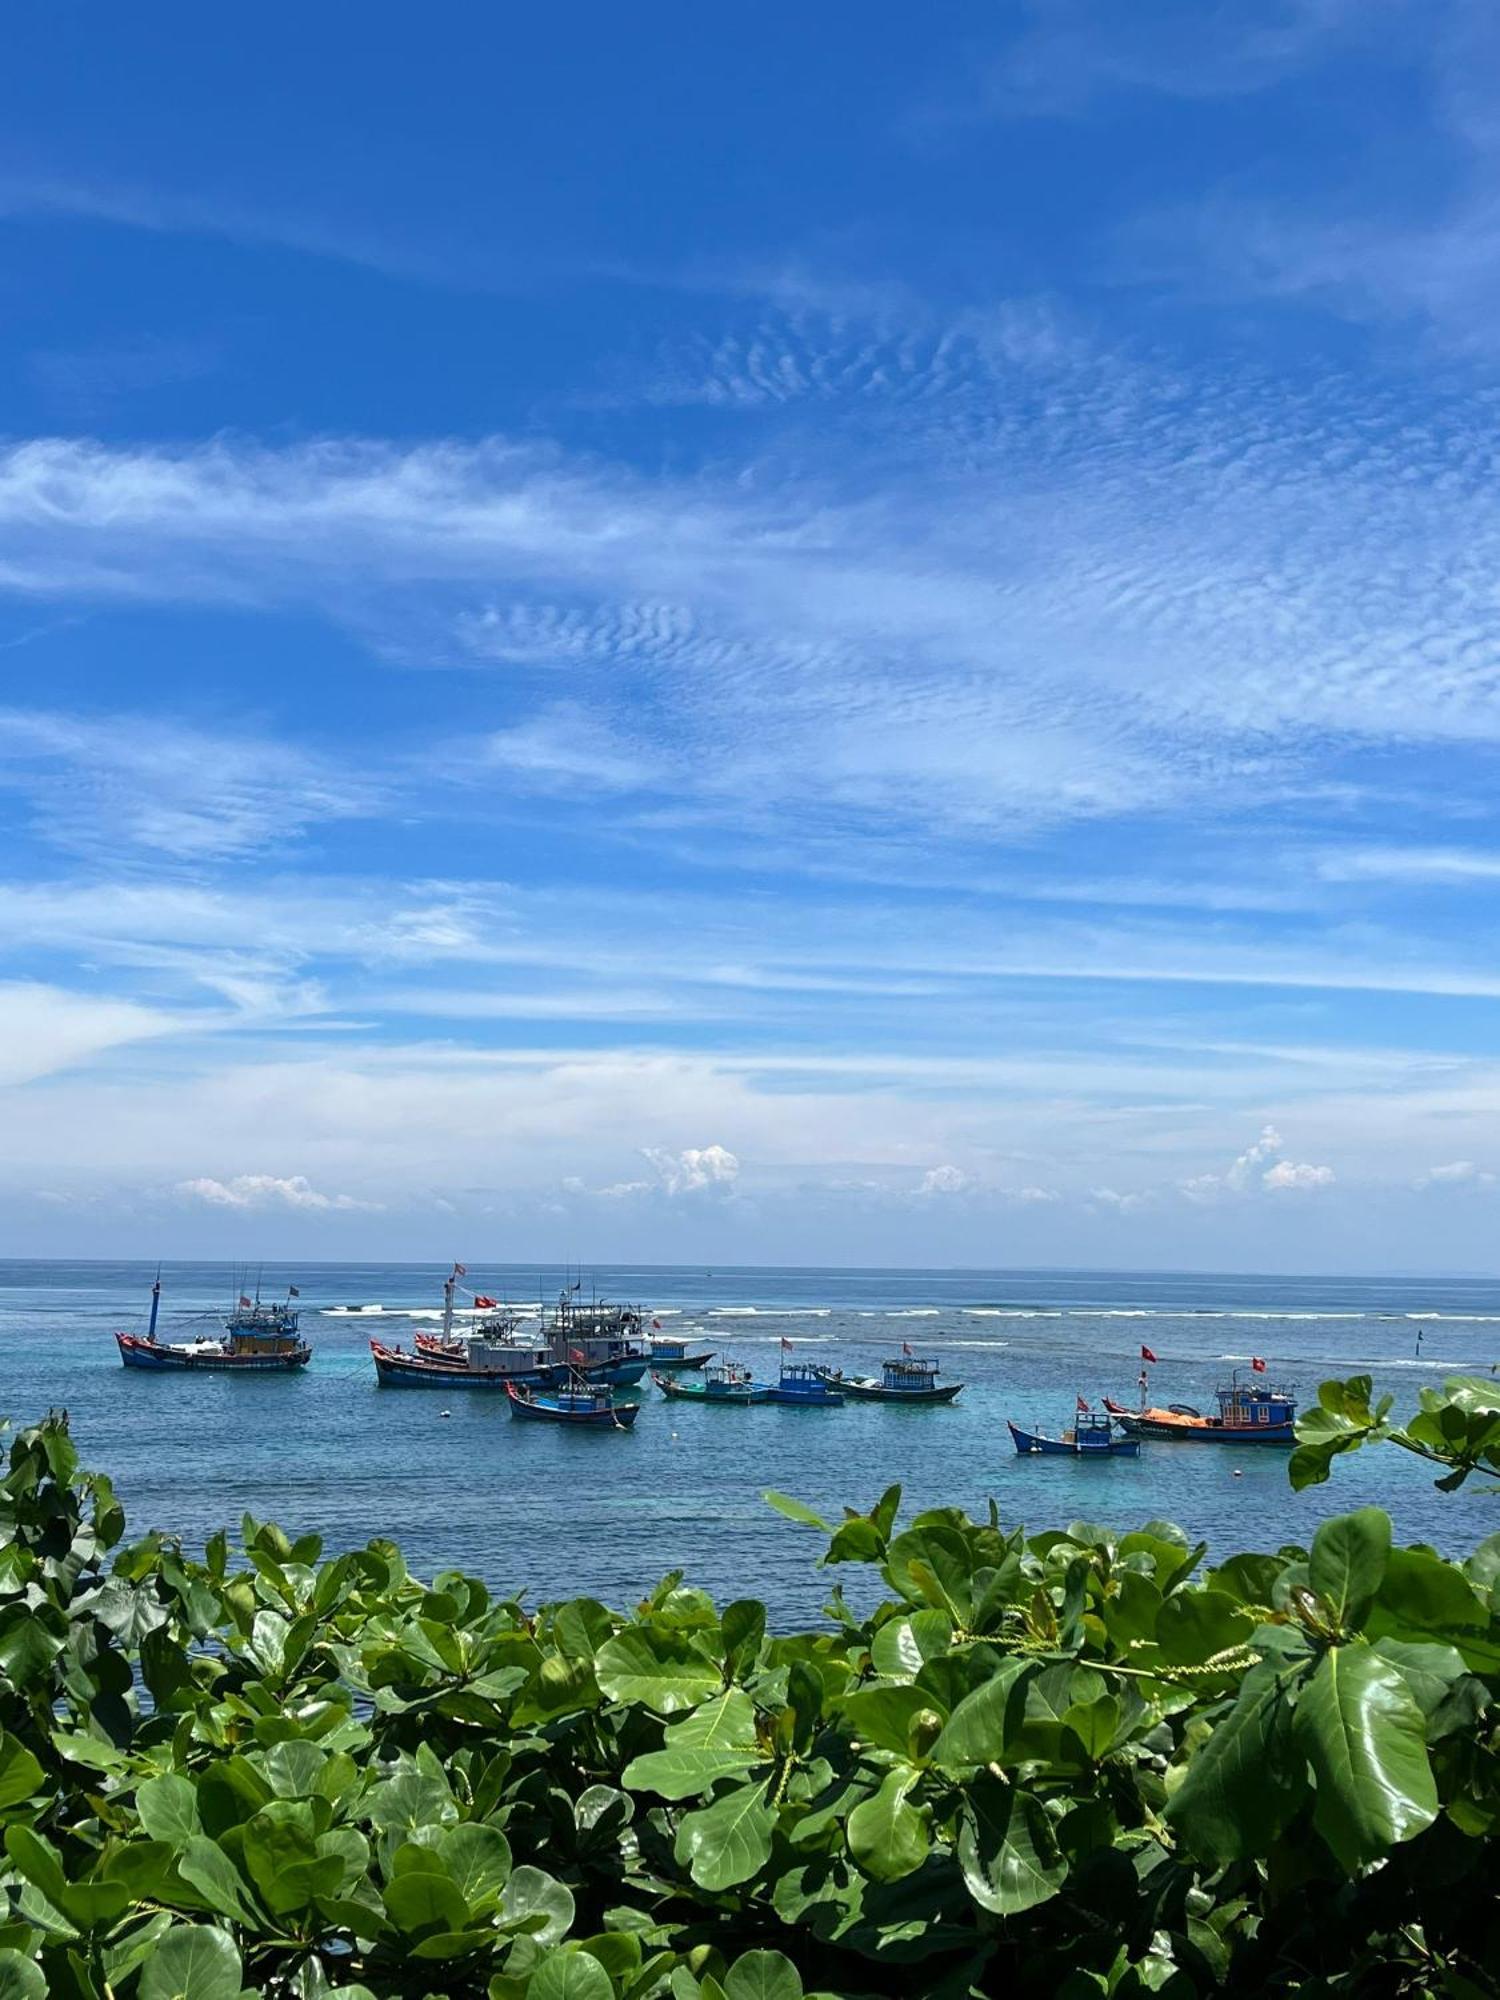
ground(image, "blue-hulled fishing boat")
xmin=505 ymin=1380 xmax=640 ymax=1428
xmin=654 ymin=1358 xmax=770 ymax=1406
xmin=116 ymin=1276 xmax=311 ymax=1373
xmin=1008 ymin=1413 xmax=1139 ymax=1457
xmin=766 ymin=1361 xmax=844 ymax=1407
xmin=817 ymin=1355 xmax=962 ymax=1403
xmin=1105 ymin=1371 xmax=1297 ymax=1445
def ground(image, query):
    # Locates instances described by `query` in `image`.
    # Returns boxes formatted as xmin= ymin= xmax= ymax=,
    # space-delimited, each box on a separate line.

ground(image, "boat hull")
xmin=372 ymin=1343 xmax=646 ymax=1391
xmin=1008 ymin=1420 xmax=1138 ymax=1458
xmin=117 ymin=1334 xmax=309 ymax=1373
xmin=836 ymin=1377 xmax=962 ymax=1404
xmin=506 ymin=1386 xmax=639 ymax=1428
xmin=1113 ymin=1413 xmax=1294 ymax=1445
xmin=646 ymin=1347 xmax=714 ymax=1369
xmin=653 ymin=1373 xmax=771 ymax=1405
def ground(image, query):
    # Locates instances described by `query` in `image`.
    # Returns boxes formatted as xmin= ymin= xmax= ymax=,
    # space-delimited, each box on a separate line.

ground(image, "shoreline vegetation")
xmin=0 ymin=1379 xmax=1496 ymax=1998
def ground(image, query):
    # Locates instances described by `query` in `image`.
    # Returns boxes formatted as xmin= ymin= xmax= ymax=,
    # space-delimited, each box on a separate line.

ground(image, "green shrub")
xmin=1 ymin=1411 xmax=1497 ymax=1998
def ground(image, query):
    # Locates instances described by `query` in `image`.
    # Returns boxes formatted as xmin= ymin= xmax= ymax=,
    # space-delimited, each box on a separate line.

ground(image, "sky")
xmin=6 ymin=2 xmax=1500 ymax=1271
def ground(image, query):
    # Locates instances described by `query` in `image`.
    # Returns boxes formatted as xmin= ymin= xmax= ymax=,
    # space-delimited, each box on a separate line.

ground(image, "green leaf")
xmin=839 ymin=1684 xmax=940 ymax=1756
xmin=957 ymin=1777 xmax=1066 ymax=1915
xmin=665 ymin=1688 xmax=758 ymax=1747
xmin=930 ymin=1658 xmax=1032 ymax=1770
xmin=623 ymin=1745 xmax=763 ymax=1799
xmin=176 ymin=1835 xmax=265 ymax=1927
xmin=1166 ymin=1662 xmax=1300 ymax=1862
xmin=724 ymin=1950 xmax=804 ymax=2000
xmin=846 ymin=1768 xmax=929 ymax=1883
xmin=674 ymin=1778 xmax=775 ymax=1889
xmin=0 ymin=1950 xmax=47 ymax=2000
xmin=594 ymin=1627 xmax=724 ymax=1714
xmin=1308 ymin=1509 xmax=1390 ymax=1631
xmin=383 ymin=1866 xmax=469 ymax=1940
xmin=136 ymin=1774 xmax=201 ymax=1849
xmin=528 ymin=1953 xmax=615 ymax=2000
xmin=762 ymin=1492 xmax=833 ymax=1531
xmin=499 ymin=1865 xmax=574 ymax=1945
xmin=868 ymin=1609 xmax=952 ymax=1679
xmin=1292 ymin=1647 xmax=1438 ymax=1870
xmin=436 ymin=1822 xmax=512 ymax=1909
xmin=138 ymin=1925 xmax=243 ymax=2000
xmin=0 ymin=1734 xmax=44 ymax=1810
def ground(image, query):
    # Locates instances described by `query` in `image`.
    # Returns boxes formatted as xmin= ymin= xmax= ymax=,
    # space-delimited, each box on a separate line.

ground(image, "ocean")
xmin=4 ymin=1260 xmax=1496 ymax=1622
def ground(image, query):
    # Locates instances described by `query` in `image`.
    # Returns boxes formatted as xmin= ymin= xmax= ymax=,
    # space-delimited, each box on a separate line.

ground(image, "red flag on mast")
xmin=1076 ymin=1395 xmax=1090 ymax=1412
xmin=1251 ymin=1355 xmax=1268 ymax=1373
xmin=902 ymin=1340 xmax=913 ymax=1356
xmin=1140 ymin=1344 xmax=1158 ymax=1363
xmin=780 ymin=1336 xmax=793 ymax=1351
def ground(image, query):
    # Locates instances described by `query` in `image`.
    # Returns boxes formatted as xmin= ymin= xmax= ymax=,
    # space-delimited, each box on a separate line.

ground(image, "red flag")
xmin=569 ymin=1347 xmax=587 ymax=1364
xmin=780 ymin=1336 xmax=793 ymax=1351
xmin=238 ymin=1295 xmax=252 ymax=1309
xmin=287 ymin=1285 xmax=300 ymax=1298
xmin=1140 ymin=1345 xmax=1158 ymax=1363
xmin=1251 ymin=1356 xmax=1268 ymax=1373
xmin=473 ymin=1294 xmax=498 ymax=1309
xmin=652 ymin=1318 xmax=661 ymax=1329
xmin=1076 ymin=1395 xmax=1090 ymax=1412
xmin=453 ymin=1262 xmax=467 ymax=1277
xmin=902 ymin=1340 xmax=913 ymax=1356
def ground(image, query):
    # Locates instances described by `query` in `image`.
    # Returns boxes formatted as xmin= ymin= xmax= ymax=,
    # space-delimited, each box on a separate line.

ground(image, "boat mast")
xmin=148 ymin=1268 xmax=161 ymax=1341
xmin=441 ymin=1263 xmax=458 ymax=1345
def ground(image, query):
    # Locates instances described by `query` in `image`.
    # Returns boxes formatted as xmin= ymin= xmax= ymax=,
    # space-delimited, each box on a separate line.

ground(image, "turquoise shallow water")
xmin=3 ymin=1260 xmax=1496 ymax=1621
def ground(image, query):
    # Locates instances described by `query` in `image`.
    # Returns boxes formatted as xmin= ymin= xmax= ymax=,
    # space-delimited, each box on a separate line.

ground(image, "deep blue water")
xmin=4 ymin=1260 xmax=1497 ymax=1622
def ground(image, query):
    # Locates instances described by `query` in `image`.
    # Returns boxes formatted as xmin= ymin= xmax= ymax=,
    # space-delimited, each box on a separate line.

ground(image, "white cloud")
xmin=176 ymin=1173 xmax=378 ymax=1212
xmin=1262 ymin=1160 xmax=1336 ymax=1191
xmin=1012 ymin=1185 xmax=1060 ymax=1203
xmin=1415 ymin=1159 xmax=1498 ymax=1189
xmin=1226 ymin=1124 xmax=1284 ymax=1190
xmin=916 ymin=1164 xmax=971 ymax=1196
xmin=0 ymin=980 xmax=179 ymax=1086
xmin=641 ymin=1144 xmax=741 ymax=1196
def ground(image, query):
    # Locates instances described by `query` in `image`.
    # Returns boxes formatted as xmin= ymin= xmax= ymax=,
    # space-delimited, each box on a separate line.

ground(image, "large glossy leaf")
xmin=956 ymin=1777 xmax=1066 ymax=1915
xmin=839 ymin=1684 xmax=941 ymax=1756
xmin=1308 ymin=1509 xmax=1390 ymax=1631
xmin=1166 ymin=1661 xmax=1300 ymax=1862
xmin=527 ymin=1952 xmax=615 ymax=2000
xmin=674 ymin=1778 xmax=775 ymax=1889
xmin=0 ymin=1733 xmax=43 ymax=1810
xmin=869 ymin=1609 xmax=953 ymax=1679
xmin=594 ymin=1627 xmax=723 ymax=1714
xmin=499 ymin=1865 xmax=574 ymax=1945
xmin=665 ymin=1688 xmax=757 ymax=1747
xmin=138 ymin=1925 xmax=243 ymax=2000
xmin=135 ymin=1775 xmax=201 ymax=1849
xmin=884 ymin=1525 xmax=974 ymax=1623
xmin=623 ymin=1745 xmax=764 ymax=1799
xmin=1292 ymin=1647 xmax=1438 ymax=1870
xmin=846 ymin=1767 xmax=929 ymax=1883
xmin=0 ymin=1951 xmax=46 ymax=2000
xmin=724 ymin=1949 xmax=804 ymax=2000
xmin=930 ymin=1658 xmax=1032 ymax=1770
xmin=436 ymin=1822 xmax=512 ymax=1909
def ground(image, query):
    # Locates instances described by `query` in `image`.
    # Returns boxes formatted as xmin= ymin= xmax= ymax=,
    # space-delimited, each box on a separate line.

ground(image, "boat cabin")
xmin=881 ymin=1356 xmax=942 ymax=1391
xmin=1216 ymin=1377 xmax=1296 ymax=1429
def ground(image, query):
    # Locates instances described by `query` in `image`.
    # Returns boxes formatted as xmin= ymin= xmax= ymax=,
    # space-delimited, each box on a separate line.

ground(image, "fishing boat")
xmin=116 ymin=1276 xmax=311 ymax=1373
xmin=1008 ymin=1412 xmax=1139 ymax=1457
xmin=372 ymin=1265 xmax=557 ymax=1389
xmin=766 ymin=1361 xmax=844 ymax=1407
xmin=505 ymin=1379 xmax=640 ymax=1429
xmin=645 ymin=1334 xmax=714 ymax=1370
xmin=1104 ymin=1372 xmax=1297 ymax=1445
xmin=653 ymin=1358 xmax=770 ymax=1406
xmin=817 ymin=1355 xmax=962 ymax=1404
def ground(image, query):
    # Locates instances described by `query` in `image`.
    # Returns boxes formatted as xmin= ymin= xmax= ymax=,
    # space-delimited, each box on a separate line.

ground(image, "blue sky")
xmin=6 ymin=1 xmax=1500 ymax=1270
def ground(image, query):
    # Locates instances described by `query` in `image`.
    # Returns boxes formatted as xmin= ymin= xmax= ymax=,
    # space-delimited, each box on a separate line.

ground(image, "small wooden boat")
xmin=116 ymin=1277 xmax=311 ymax=1373
xmin=766 ymin=1362 xmax=844 ymax=1407
xmin=817 ymin=1355 xmax=962 ymax=1404
xmin=1008 ymin=1414 xmax=1139 ymax=1457
xmin=646 ymin=1336 xmax=715 ymax=1369
xmin=1104 ymin=1373 xmax=1296 ymax=1445
xmin=654 ymin=1358 xmax=770 ymax=1406
xmin=505 ymin=1380 xmax=640 ymax=1428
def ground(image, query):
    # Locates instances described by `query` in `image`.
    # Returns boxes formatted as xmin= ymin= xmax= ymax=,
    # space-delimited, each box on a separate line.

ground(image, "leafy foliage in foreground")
xmin=1 ymin=1416 xmax=1499 ymax=1998
xmin=1292 ymin=1372 xmax=1500 ymax=1493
